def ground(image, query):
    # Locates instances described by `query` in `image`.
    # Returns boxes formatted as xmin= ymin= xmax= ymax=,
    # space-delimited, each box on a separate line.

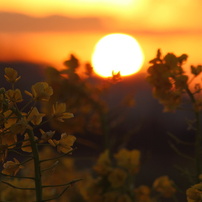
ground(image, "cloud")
xmin=0 ymin=12 xmax=104 ymax=32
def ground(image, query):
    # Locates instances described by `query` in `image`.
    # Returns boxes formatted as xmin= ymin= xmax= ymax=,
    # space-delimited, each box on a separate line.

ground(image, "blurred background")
xmin=0 ymin=1 xmax=202 ymax=200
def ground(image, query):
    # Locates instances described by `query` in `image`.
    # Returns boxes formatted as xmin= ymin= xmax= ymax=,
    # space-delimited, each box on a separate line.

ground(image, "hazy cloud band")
xmin=0 ymin=12 xmax=104 ymax=32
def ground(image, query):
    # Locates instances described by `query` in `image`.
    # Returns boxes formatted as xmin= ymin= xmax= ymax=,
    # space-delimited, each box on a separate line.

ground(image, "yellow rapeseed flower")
xmin=108 ymin=168 xmax=127 ymax=188
xmin=79 ymin=175 xmax=102 ymax=201
xmin=52 ymin=102 xmax=74 ymax=122
xmin=25 ymin=82 xmax=53 ymax=101
xmin=93 ymin=150 xmax=112 ymax=175
xmin=134 ymin=185 xmax=152 ymax=202
xmin=1 ymin=132 xmax=17 ymax=149
xmin=2 ymin=158 xmax=23 ymax=176
xmin=4 ymin=67 xmax=21 ymax=83
xmin=153 ymin=176 xmax=176 ymax=198
xmin=48 ymin=133 xmax=76 ymax=154
xmin=27 ymin=107 xmax=45 ymax=125
xmin=186 ymin=183 xmax=202 ymax=202
xmin=10 ymin=118 xmax=30 ymax=135
xmin=4 ymin=110 xmax=17 ymax=128
xmin=114 ymin=148 xmax=141 ymax=174
xmin=39 ymin=129 xmax=55 ymax=143
xmin=5 ymin=89 xmax=23 ymax=103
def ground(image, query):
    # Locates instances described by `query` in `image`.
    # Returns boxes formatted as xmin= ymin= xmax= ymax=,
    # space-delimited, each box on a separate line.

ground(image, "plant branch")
xmin=41 ymin=161 xmax=59 ymax=172
xmin=8 ymin=149 xmax=33 ymax=157
xmin=41 ymin=186 xmax=70 ymax=202
xmin=42 ymin=179 xmax=82 ymax=188
xmin=40 ymin=148 xmax=76 ymax=163
xmin=41 ymin=179 xmax=83 ymax=202
xmin=168 ymin=141 xmax=194 ymax=161
xmin=167 ymin=132 xmax=194 ymax=146
xmin=1 ymin=180 xmax=35 ymax=190
xmin=1 ymin=173 xmax=35 ymax=180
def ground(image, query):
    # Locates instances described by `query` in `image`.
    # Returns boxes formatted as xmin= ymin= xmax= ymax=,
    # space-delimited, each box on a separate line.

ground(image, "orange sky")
xmin=0 ymin=0 xmax=202 ymax=74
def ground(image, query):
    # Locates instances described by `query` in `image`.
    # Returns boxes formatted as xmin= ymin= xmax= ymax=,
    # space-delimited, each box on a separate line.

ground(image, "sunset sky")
xmin=0 ymin=0 xmax=202 ymax=74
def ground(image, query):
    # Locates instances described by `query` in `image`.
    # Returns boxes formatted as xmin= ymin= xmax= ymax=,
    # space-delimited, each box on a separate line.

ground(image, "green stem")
xmin=27 ymin=129 xmax=43 ymax=201
xmin=186 ymin=86 xmax=202 ymax=183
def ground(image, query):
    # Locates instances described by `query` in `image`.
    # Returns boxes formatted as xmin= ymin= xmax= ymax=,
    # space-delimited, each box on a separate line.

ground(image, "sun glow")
xmin=0 ymin=0 xmax=136 ymax=18
xmin=91 ymin=33 xmax=144 ymax=78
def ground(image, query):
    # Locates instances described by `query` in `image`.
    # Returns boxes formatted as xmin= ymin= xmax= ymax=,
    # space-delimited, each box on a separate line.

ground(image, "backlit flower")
xmin=108 ymin=168 xmax=127 ymax=188
xmin=186 ymin=183 xmax=202 ymax=202
xmin=134 ymin=185 xmax=152 ymax=202
xmin=5 ymin=89 xmax=23 ymax=103
xmin=1 ymin=133 xmax=17 ymax=148
xmin=25 ymin=82 xmax=53 ymax=101
xmin=93 ymin=150 xmax=112 ymax=175
xmin=51 ymin=102 xmax=74 ymax=122
xmin=153 ymin=176 xmax=176 ymax=198
xmin=4 ymin=110 xmax=17 ymax=128
xmin=39 ymin=129 xmax=55 ymax=143
xmin=2 ymin=158 xmax=23 ymax=176
xmin=114 ymin=148 xmax=141 ymax=174
xmin=48 ymin=133 xmax=76 ymax=154
xmin=27 ymin=107 xmax=45 ymax=125
xmin=4 ymin=67 xmax=21 ymax=83
xmin=10 ymin=118 xmax=30 ymax=135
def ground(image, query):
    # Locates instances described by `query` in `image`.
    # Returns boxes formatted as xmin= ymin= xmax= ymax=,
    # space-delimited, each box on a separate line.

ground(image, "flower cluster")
xmin=147 ymin=50 xmax=202 ymax=201
xmin=79 ymin=148 xmax=177 ymax=202
xmin=147 ymin=49 xmax=202 ymax=113
xmin=147 ymin=49 xmax=189 ymax=112
xmin=0 ymin=68 xmax=77 ymax=201
xmin=1 ymin=146 xmax=82 ymax=202
xmin=152 ymin=175 xmax=176 ymax=198
xmin=186 ymin=183 xmax=202 ymax=202
xmin=81 ymin=148 xmax=141 ymax=201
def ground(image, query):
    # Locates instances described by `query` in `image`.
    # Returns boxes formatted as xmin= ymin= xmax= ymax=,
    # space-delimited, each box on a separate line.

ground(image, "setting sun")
xmin=91 ymin=33 xmax=144 ymax=78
